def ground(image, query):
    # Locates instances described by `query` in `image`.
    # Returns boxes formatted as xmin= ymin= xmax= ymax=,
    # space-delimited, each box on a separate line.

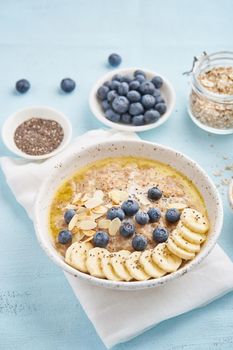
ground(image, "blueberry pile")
xmin=97 ymin=69 xmax=167 ymax=126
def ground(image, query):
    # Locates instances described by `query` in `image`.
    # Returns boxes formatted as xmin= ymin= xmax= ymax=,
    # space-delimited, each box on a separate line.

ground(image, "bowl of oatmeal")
xmin=34 ymin=140 xmax=223 ymax=290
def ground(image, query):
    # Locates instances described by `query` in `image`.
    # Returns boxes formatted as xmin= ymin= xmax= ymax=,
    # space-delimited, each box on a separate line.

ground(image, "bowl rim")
xmin=89 ymin=67 xmax=176 ymax=132
xmin=1 ymin=105 xmax=72 ymax=160
xmin=228 ymin=179 xmax=233 ymax=211
xmin=34 ymin=139 xmax=223 ymax=290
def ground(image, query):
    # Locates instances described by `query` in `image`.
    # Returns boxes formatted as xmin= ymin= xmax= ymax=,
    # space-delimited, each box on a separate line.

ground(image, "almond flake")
xmin=72 ymin=232 xmax=84 ymax=242
xmin=94 ymin=190 xmax=104 ymax=199
xmin=98 ymin=219 xmax=111 ymax=229
xmin=76 ymin=207 xmax=89 ymax=214
xmin=92 ymin=205 xmax=108 ymax=214
xmin=65 ymin=204 xmax=78 ymax=210
xmin=167 ymin=202 xmax=187 ymax=211
xmin=83 ymin=236 xmax=93 ymax=243
xmin=81 ymin=193 xmax=91 ymax=202
xmin=109 ymin=189 xmax=128 ymax=204
xmin=108 ymin=217 xmax=121 ymax=236
xmin=72 ymin=193 xmax=82 ymax=204
xmin=90 ymin=213 xmax=105 ymax=220
xmin=85 ymin=197 xmax=103 ymax=209
xmin=83 ymin=230 xmax=96 ymax=237
xmin=79 ymin=220 xmax=97 ymax=230
xmin=68 ymin=214 xmax=79 ymax=230
xmin=137 ymin=194 xmax=150 ymax=206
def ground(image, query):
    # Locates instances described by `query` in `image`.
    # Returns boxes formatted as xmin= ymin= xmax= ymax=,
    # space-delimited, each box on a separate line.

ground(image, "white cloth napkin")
xmin=1 ymin=128 xmax=233 ymax=349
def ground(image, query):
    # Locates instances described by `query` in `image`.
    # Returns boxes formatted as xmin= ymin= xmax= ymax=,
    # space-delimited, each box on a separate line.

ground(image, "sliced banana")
xmin=152 ymin=243 xmax=182 ymax=273
xmin=125 ymin=252 xmax=150 ymax=281
xmin=101 ymin=251 xmax=122 ymax=281
xmin=111 ymin=250 xmax=132 ymax=281
xmin=181 ymin=208 xmax=209 ymax=234
xmin=167 ymin=237 xmax=195 ymax=260
xmin=177 ymin=222 xmax=206 ymax=244
xmin=171 ymin=229 xmax=200 ymax=253
xmin=66 ymin=242 xmax=93 ymax=272
xmin=86 ymin=247 xmax=106 ymax=278
xmin=139 ymin=249 xmax=166 ymax=278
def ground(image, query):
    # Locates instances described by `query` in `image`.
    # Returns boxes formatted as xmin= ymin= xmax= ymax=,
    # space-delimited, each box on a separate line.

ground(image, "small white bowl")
xmin=1 ymin=106 xmax=72 ymax=160
xmin=34 ymin=140 xmax=223 ymax=291
xmin=228 ymin=179 xmax=233 ymax=211
xmin=89 ymin=67 xmax=176 ymax=132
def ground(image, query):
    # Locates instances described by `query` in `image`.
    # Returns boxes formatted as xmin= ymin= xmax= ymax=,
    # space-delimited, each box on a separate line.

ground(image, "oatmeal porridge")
xmin=49 ymin=157 xmax=210 ymax=281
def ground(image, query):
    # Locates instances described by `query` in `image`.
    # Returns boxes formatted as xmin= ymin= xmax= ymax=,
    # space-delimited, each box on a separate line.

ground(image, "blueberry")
xmin=60 ymin=78 xmax=76 ymax=93
xmin=139 ymin=81 xmax=155 ymax=95
xmin=15 ymin=79 xmax=30 ymax=93
xmin=153 ymin=227 xmax=168 ymax=243
xmin=135 ymin=74 xmax=146 ymax=83
xmin=165 ymin=208 xmax=181 ymax=223
xmin=129 ymin=80 xmax=140 ymax=90
xmin=112 ymin=96 xmax=129 ymax=114
xmin=135 ymin=211 xmax=149 ymax=225
xmin=111 ymin=80 xmax=121 ymax=90
xmin=101 ymin=99 xmax=110 ymax=111
xmin=155 ymin=96 xmax=165 ymax=104
xmin=134 ymin=70 xmax=146 ymax=78
xmin=148 ymin=187 xmax=162 ymax=200
xmin=132 ymin=115 xmax=145 ymax=126
xmin=151 ymin=76 xmax=163 ymax=88
xmin=121 ymin=75 xmax=133 ymax=83
xmin=141 ymin=94 xmax=156 ymax=109
xmin=119 ymin=221 xmax=135 ymax=238
xmin=147 ymin=207 xmax=161 ymax=223
xmin=93 ymin=231 xmax=109 ymax=248
xmin=58 ymin=230 xmax=72 ymax=244
xmin=121 ymin=199 xmax=139 ymax=216
xmin=129 ymin=102 xmax=144 ymax=116
xmin=105 ymin=109 xmax=121 ymax=123
xmin=107 ymin=207 xmax=125 ymax=221
xmin=107 ymin=90 xmax=118 ymax=102
xmin=155 ymin=103 xmax=167 ymax=115
xmin=118 ymin=82 xmax=129 ymax=96
xmin=64 ymin=209 xmax=76 ymax=224
xmin=144 ymin=110 xmax=160 ymax=124
xmin=112 ymin=74 xmax=123 ymax=82
xmin=127 ymin=90 xmax=141 ymax=102
xmin=103 ymin=81 xmax=112 ymax=89
xmin=121 ymin=113 xmax=132 ymax=124
xmin=153 ymin=89 xmax=161 ymax=97
xmin=97 ymin=85 xmax=109 ymax=100
xmin=132 ymin=234 xmax=148 ymax=251
xmin=108 ymin=53 xmax=122 ymax=67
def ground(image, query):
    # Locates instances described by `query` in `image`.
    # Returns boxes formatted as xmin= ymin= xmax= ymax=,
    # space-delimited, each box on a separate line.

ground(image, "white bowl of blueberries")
xmin=89 ymin=67 xmax=175 ymax=132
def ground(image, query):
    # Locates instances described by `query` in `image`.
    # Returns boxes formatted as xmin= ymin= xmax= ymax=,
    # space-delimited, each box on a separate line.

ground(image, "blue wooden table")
xmin=0 ymin=1 xmax=233 ymax=349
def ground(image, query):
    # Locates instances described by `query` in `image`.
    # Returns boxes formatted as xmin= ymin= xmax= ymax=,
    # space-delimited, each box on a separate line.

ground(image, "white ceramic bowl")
xmin=1 ymin=106 xmax=72 ymax=160
xmin=34 ymin=140 xmax=223 ymax=290
xmin=89 ymin=67 xmax=176 ymax=132
xmin=228 ymin=179 xmax=233 ymax=211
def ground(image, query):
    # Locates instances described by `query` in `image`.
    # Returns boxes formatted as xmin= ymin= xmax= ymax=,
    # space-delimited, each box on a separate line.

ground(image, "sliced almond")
xmin=72 ymin=232 xmax=84 ymax=242
xmin=98 ymin=219 xmax=111 ymax=229
xmin=83 ymin=236 xmax=93 ymax=243
xmin=109 ymin=189 xmax=128 ymax=204
xmin=68 ymin=214 xmax=79 ymax=230
xmin=105 ymin=203 xmax=113 ymax=208
xmin=81 ymin=193 xmax=91 ymax=202
xmin=92 ymin=205 xmax=108 ymax=214
xmin=94 ymin=190 xmax=104 ymax=200
xmin=76 ymin=212 xmax=91 ymax=221
xmin=76 ymin=207 xmax=89 ymax=214
xmin=72 ymin=192 xmax=82 ymax=204
xmin=83 ymin=230 xmax=96 ymax=237
xmin=65 ymin=204 xmax=78 ymax=210
xmin=90 ymin=213 xmax=105 ymax=220
xmin=109 ymin=217 xmax=121 ymax=236
xmin=79 ymin=220 xmax=97 ymax=230
xmin=167 ymin=202 xmax=188 ymax=211
xmin=137 ymin=194 xmax=151 ymax=206
xmin=85 ymin=197 xmax=103 ymax=209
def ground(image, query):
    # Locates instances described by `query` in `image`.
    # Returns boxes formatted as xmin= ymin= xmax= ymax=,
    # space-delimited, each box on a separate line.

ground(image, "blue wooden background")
xmin=0 ymin=1 xmax=233 ymax=349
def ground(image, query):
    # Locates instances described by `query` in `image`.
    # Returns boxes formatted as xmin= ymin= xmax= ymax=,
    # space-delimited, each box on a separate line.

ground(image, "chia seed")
xmin=14 ymin=118 xmax=64 ymax=156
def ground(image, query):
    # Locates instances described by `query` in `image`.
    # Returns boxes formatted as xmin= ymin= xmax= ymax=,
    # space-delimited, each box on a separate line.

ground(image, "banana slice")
xmin=152 ymin=243 xmax=182 ymax=273
xmin=181 ymin=208 xmax=209 ymax=234
xmin=86 ymin=247 xmax=106 ymax=278
xmin=66 ymin=242 xmax=93 ymax=272
xmin=111 ymin=250 xmax=132 ymax=281
xmin=139 ymin=249 xmax=166 ymax=278
xmin=167 ymin=237 xmax=195 ymax=260
xmin=177 ymin=222 xmax=206 ymax=244
xmin=125 ymin=252 xmax=150 ymax=281
xmin=171 ymin=229 xmax=200 ymax=253
xmin=101 ymin=251 xmax=122 ymax=281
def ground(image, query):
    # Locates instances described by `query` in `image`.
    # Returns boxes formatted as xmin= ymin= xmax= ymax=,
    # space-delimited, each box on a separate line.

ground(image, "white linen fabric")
xmin=1 ymin=129 xmax=233 ymax=349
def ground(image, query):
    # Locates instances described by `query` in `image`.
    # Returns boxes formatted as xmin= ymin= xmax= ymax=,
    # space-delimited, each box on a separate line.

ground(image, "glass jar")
xmin=187 ymin=51 xmax=233 ymax=134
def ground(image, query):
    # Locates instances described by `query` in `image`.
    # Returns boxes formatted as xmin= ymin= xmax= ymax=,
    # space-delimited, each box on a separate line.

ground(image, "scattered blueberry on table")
xmin=60 ymin=78 xmax=76 ymax=93
xmin=96 ymin=69 xmax=166 ymax=126
xmin=108 ymin=53 xmax=122 ymax=67
xmin=93 ymin=231 xmax=109 ymax=248
xmin=15 ymin=79 xmax=30 ymax=93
